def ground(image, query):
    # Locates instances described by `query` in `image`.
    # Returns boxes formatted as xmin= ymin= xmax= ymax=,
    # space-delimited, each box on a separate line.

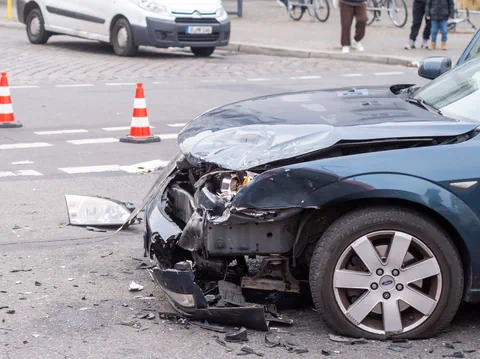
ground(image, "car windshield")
xmin=413 ymin=56 xmax=480 ymax=122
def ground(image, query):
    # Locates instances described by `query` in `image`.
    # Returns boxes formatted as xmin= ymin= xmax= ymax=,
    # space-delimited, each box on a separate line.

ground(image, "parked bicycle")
xmin=366 ymin=0 xmax=408 ymax=27
xmin=287 ymin=0 xmax=330 ymax=22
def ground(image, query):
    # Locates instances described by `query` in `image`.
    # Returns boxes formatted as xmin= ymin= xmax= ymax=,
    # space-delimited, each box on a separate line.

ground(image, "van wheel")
xmin=309 ymin=206 xmax=463 ymax=339
xmin=191 ymin=47 xmax=215 ymax=57
xmin=112 ymin=18 xmax=138 ymax=57
xmin=26 ymin=8 xmax=51 ymax=44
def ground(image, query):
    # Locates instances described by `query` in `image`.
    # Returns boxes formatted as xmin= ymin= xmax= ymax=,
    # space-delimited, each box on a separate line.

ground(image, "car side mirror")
xmin=418 ymin=56 xmax=452 ymax=80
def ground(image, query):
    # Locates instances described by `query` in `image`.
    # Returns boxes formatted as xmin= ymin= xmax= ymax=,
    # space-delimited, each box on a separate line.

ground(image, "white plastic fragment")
xmin=129 ymin=281 xmax=144 ymax=292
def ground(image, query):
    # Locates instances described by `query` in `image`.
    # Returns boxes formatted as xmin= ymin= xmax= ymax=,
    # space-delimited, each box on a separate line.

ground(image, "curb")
xmin=226 ymin=42 xmax=420 ymax=67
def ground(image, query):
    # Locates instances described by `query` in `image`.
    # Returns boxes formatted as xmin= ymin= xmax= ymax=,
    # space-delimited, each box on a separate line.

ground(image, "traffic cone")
xmin=120 ymin=83 xmax=160 ymax=144
xmin=0 ymin=72 xmax=22 ymax=128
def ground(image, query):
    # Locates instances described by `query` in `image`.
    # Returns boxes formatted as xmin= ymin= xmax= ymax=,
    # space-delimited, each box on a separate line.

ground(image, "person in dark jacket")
xmin=426 ymin=0 xmax=454 ymax=50
xmin=339 ymin=0 xmax=368 ymax=53
xmin=405 ymin=0 xmax=431 ymax=49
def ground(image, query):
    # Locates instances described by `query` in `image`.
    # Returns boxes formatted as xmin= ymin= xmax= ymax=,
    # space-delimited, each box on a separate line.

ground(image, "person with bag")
xmin=405 ymin=0 xmax=431 ymax=49
xmin=339 ymin=0 xmax=368 ymax=53
xmin=426 ymin=0 xmax=454 ymax=50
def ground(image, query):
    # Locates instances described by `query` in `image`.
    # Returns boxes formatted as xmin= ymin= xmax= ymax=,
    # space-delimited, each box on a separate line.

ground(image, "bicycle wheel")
xmin=366 ymin=0 xmax=378 ymax=25
xmin=314 ymin=0 xmax=330 ymax=22
xmin=387 ymin=0 xmax=408 ymax=27
xmin=288 ymin=2 xmax=305 ymax=21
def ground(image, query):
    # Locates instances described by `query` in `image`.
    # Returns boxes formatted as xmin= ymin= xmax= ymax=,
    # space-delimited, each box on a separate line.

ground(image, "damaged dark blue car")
xmin=121 ymin=34 xmax=480 ymax=340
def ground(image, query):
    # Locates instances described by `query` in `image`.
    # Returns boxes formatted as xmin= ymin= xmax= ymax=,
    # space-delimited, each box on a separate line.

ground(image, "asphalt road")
xmin=3 ymin=27 xmax=480 ymax=359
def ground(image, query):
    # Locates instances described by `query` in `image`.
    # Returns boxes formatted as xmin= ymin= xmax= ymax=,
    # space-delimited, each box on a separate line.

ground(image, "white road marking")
xmin=247 ymin=78 xmax=271 ymax=82
xmin=10 ymin=85 xmax=40 ymax=89
xmin=101 ymin=126 xmax=155 ymax=132
xmin=59 ymin=165 xmax=122 ymax=174
xmin=67 ymin=138 xmax=118 ymax=145
xmin=59 ymin=160 xmax=169 ymax=175
xmin=35 ymin=129 xmax=88 ymax=135
xmin=12 ymin=160 xmax=34 ymax=165
xmin=0 ymin=142 xmax=53 ymax=150
xmin=0 ymin=170 xmax=43 ymax=177
xmin=289 ymin=75 xmax=322 ymax=80
xmin=54 ymin=84 xmax=94 ymax=88
xmin=200 ymin=79 xmax=237 ymax=83
xmin=121 ymin=160 xmax=169 ymax=174
xmin=158 ymin=133 xmax=178 ymax=140
xmin=374 ymin=72 xmax=404 ymax=76
xmin=342 ymin=73 xmax=364 ymax=77
xmin=105 ymin=83 xmax=137 ymax=86
xmin=167 ymin=123 xmax=186 ymax=128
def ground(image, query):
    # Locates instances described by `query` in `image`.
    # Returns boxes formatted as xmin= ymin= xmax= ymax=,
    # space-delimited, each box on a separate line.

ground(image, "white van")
xmin=17 ymin=0 xmax=231 ymax=57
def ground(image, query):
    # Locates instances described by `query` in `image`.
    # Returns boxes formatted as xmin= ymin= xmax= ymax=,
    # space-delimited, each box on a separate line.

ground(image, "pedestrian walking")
xmin=339 ymin=0 xmax=368 ymax=53
xmin=426 ymin=0 xmax=454 ymax=50
xmin=405 ymin=0 xmax=431 ymax=49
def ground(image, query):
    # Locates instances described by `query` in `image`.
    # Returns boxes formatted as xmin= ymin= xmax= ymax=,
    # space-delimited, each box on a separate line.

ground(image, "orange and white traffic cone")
xmin=120 ymin=83 xmax=160 ymax=144
xmin=0 ymin=72 xmax=22 ymax=128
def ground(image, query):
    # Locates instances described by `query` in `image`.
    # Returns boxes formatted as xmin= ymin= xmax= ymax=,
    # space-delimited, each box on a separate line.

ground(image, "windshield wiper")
xmin=406 ymin=97 xmax=443 ymax=116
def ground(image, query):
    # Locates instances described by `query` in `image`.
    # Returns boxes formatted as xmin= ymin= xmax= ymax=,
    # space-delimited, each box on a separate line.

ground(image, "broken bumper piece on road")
xmin=150 ymin=265 xmax=270 ymax=331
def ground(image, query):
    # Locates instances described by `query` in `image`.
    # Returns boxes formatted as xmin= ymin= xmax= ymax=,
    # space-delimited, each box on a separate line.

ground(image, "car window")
xmin=465 ymin=35 xmax=480 ymax=62
xmin=414 ymin=56 xmax=480 ymax=122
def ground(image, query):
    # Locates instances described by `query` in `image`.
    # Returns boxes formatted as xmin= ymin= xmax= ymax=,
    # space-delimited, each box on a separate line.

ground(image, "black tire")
xmin=387 ymin=0 xmax=408 ymax=27
xmin=111 ymin=18 xmax=138 ymax=57
xmin=26 ymin=8 xmax=51 ymax=44
xmin=366 ymin=0 xmax=377 ymax=25
xmin=309 ymin=206 xmax=463 ymax=340
xmin=314 ymin=0 xmax=330 ymax=22
xmin=191 ymin=47 xmax=215 ymax=57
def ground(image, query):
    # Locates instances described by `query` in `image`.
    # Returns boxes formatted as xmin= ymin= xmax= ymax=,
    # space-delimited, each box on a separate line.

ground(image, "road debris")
xmin=68 ymin=278 xmax=74 ymax=281
xmin=123 ymin=303 xmax=129 ymax=307
xmin=191 ymin=321 xmax=226 ymax=333
xmin=444 ymin=343 xmax=456 ymax=349
xmin=328 ymin=334 xmax=367 ymax=345
xmin=86 ymin=226 xmax=107 ymax=233
xmin=129 ymin=281 xmax=144 ymax=291
xmin=100 ymin=251 xmax=113 ymax=258
xmin=443 ymin=353 xmax=465 ymax=358
xmin=0 ymin=306 xmax=8 ymax=310
xmin=32 ymin=334 xmax=39 ymax=338
xmin=35 ymin=281 xmax=42 ymax=286
xmin=12 ymin=225 xmax=21 ymax=230
xmin=6 ymin=310 xmax=15 ymax=314
xmin=213 ymin=335 xmax=234 ymax=352
xmin=15 ymin=281 xmax=22 ymax=284
xmin=464 ymin=350 xmax=476 ymax=353
xmin=136 ymin=262 xmax=155 ymax=270
xmin=238 ymin=345 xmax=264 ymax=357
xmin=264 ymin=332 xmax=309 ymax=353
xmin=225 ymin=327 xmax=248 ymax=342
xmin=321 ymin=349 xmax=331 ymax=356
xmin=79 ymin=307 xmax=90 ymax=311
xmin=387 ymin=342 xmax=412 ymax=352
xmin=11 ymin=268 xmax=32 ymax=273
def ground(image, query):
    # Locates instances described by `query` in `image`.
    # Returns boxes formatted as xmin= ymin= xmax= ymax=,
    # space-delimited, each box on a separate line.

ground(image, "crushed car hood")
xmin=178 ymin=87 xmax=479 ymax=170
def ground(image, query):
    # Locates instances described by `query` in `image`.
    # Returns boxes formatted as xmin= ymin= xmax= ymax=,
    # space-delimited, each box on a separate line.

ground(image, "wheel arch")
xmin=23 ymin=1 xmax=41 ymax=21
xmin=293 ymin=173 xmax=479 ymax=302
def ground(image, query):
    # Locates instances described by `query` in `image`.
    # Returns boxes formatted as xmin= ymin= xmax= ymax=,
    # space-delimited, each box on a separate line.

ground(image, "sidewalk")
xmin=1 ymin=0 xmax=478 ymax=66
xmin=227 ymin=0 xmax=478 ymax=65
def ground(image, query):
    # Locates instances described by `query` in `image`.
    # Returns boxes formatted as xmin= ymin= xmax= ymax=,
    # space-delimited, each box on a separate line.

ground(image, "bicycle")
xmin=448 ymin=8 xmax=477 ymax=32
xmin=287 ymin=0 xmax=330 ymax=22
xmin=366 ymin=0 xmax=408 ymax=28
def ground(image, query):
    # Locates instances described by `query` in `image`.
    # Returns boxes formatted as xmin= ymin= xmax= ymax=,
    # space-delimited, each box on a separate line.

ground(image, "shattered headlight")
xmin=65 ymin=195 xmax=131 ymax=226
xmin=163 ymin=288 xmax=196 ymax=308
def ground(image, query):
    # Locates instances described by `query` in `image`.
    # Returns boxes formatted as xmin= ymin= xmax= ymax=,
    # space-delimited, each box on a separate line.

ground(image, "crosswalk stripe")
xmin=0 ymin=142 xmax=53 ymax=150
xmin=35 ymin=129 xmax=88 ymax=135
xmin=67 ymin=138 xmax=118 ymax=145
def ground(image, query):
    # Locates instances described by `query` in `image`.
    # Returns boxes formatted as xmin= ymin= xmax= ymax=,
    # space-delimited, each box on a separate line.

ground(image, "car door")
xmin=457 ymin=29 xmax=480 ymax=66
xmin=42 ymin=0 xmax=83 ymax=31
xmin=73 ymin=0 xmax=112 ymax=39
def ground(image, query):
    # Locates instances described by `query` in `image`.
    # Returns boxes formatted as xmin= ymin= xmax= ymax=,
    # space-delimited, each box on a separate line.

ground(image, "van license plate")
xmin=186 ymin=26 xmax=213 ymax=34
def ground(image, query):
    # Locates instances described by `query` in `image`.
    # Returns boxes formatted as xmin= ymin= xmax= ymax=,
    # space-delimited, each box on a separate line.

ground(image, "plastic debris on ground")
xmin=128 ymin=281 xmax=144 ymax=292
xmin=328 ymin=334 xmax=367 ymax=345
xmin=225 ymin=327 xmax=248 ymax=342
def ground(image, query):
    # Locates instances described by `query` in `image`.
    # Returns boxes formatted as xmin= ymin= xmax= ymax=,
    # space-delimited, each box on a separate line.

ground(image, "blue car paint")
xmin=232 ymin=133 xmax=480 ymax=300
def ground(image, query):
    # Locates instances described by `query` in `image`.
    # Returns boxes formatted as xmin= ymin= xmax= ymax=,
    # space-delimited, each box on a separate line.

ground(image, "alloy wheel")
xmin=333 ymin=230 xmax=442 ymax=335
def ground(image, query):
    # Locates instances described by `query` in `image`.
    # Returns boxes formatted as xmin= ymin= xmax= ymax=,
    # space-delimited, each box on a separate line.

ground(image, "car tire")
xmin=309 ymin=206 xmax=463 ymax=340
xmin=111 ymin=18 xmax=138 ymax=57
xmin=191 ymin=47 xmax=215 ymax=57
xmin=26 ymin=8 xmax=51 ymax=45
